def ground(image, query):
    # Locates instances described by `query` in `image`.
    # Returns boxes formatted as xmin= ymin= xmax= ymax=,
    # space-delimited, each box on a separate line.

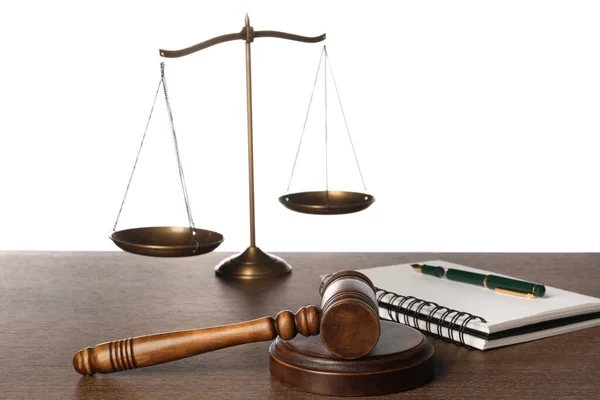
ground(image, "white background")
xmin=0 ymin=1 xmax=599 ymax=252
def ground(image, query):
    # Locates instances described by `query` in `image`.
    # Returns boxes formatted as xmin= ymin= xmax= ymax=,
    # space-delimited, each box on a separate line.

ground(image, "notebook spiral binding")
xmin=376 ymin=288 xmax=487 ymax=349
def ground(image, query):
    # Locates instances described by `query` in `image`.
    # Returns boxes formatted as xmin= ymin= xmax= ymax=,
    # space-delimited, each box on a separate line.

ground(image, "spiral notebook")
xmin=355 ymin=260 xmax=600 ymax=350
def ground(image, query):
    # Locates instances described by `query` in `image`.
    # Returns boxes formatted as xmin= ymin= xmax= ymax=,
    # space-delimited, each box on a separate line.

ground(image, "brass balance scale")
xmin=110 ymin=15 xmax=375 ymax=279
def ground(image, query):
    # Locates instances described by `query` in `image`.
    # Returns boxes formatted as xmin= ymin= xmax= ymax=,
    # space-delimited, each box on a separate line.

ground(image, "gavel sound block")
xmin=270 ymin=270 xmax=435 ymax=396
xmin=73 ymin=270 xmax=434 ymax=396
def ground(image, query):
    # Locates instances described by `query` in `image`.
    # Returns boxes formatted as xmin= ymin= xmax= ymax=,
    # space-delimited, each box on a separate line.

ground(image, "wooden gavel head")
xmin=319 ymin=270 xmax=381 ymax=359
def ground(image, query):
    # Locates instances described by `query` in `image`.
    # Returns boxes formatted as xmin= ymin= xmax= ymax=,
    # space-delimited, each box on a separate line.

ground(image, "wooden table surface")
xmin=1 ymin=251 xmax=599 ymax=399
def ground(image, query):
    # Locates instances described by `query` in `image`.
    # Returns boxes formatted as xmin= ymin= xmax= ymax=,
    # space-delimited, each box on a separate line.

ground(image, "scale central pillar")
xmin=215 ymin=14 xmax=292 ymax=279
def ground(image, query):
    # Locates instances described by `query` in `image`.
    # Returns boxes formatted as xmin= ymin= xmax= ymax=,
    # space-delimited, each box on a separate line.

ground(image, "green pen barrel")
xmin=421 ymin=264 xmax=445 ymax=277
xmin=486 ymin=275 xmax=546 ymax=297
xmin=445 ymin=269 xmax=486 ymax=286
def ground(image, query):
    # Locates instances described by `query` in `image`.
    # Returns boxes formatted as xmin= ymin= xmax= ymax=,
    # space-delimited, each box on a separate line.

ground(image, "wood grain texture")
xmin=270 ymin=320 xmax=435 ymax=396
xmin=319 ymin=270 xmax=380 ymax=359
xmin=73 ymin=306 xmax=321 ymax=375
xmin=1 ymin=252 xmax=599 ymax=399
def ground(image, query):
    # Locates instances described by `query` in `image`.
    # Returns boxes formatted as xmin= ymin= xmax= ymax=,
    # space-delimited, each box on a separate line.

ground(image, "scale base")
xmin=214 ymin=246 xmax=292 ymax=279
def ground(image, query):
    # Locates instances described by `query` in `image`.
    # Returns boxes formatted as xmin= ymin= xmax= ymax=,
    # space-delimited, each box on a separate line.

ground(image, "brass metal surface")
xmin=159 ymin=25 xmax=325 ymax=58
xmin=158 ymin=15 xmax=327 ymax=278
xmin=214 ymin=246 xmax=292 ymax=279
xmin=245 ymin=15 xmax=257 ymax=248
xmin=110 ymin=227 xmax=224 ymax=257
xmin=149 ymin=16 xmax=329 ymax=277
xmin=279 ymin=191 xmax=375 ymax=215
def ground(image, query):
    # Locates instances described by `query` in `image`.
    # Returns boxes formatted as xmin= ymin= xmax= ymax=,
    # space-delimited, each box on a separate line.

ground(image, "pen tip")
xmin=411 ymin=264 xmax=422 ymax=271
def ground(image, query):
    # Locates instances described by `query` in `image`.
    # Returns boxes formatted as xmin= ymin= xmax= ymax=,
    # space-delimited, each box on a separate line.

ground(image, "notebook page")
xmin=358 ymin=260 xmax=600 ymax=333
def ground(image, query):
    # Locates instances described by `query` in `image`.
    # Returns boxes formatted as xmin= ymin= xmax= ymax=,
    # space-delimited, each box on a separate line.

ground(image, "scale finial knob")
xmin=245 ymin=13 xmax=250 ymax=26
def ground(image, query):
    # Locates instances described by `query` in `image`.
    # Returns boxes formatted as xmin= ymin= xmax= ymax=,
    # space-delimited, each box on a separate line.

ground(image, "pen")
xmin=411 ymin=264 xmax=546 ymax=299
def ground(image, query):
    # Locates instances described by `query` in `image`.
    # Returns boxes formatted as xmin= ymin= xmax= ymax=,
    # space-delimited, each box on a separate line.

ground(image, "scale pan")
xmin=279 ymin=191 xmax=375 ymax=215
xmin=110 ymin=226 xmax=224 ymax=257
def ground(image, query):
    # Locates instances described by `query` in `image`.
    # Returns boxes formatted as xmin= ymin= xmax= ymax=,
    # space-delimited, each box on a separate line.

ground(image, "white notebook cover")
xmin=357 ymin=260 xmax=600 ymax=350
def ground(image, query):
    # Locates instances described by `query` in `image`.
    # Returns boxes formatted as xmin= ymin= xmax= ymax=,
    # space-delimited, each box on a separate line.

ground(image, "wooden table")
xmin=1 ymin=252 xmax=599 ymax=399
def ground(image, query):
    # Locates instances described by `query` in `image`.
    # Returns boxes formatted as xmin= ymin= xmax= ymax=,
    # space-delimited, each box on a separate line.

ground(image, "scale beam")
xmin=159 ymin=29 xmax=326 ymax=58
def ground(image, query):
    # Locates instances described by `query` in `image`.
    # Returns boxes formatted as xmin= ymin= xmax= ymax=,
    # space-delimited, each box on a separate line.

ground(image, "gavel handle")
xmin=73 ymin=306 xmax=320 ymax=375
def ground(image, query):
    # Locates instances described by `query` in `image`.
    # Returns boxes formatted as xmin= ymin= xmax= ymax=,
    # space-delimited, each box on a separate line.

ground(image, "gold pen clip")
xmin=494 ymin=287 xmax=535 ymax=299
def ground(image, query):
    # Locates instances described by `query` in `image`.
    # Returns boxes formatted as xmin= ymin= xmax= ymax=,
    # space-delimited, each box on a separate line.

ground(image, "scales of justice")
xmin=110 ymin=15 xmax=375 ymax=279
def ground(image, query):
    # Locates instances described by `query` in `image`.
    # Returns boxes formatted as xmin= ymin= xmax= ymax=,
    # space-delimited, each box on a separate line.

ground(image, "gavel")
xmin=73 ymin=270 xmax=381 ymax=375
